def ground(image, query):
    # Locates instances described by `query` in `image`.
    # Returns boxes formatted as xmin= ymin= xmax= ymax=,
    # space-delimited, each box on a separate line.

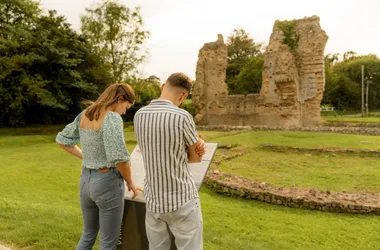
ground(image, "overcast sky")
xmin=39 ymin=0 xmax=380 ymax=80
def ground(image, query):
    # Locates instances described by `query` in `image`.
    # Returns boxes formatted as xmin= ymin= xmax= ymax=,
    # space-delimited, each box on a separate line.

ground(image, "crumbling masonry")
xmin=193 ymin=15 xmax=328 ymax=127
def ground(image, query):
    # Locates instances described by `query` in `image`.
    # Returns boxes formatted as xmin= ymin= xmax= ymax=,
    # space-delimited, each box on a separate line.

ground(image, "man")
xmin=134 ymin=72 xmax=206 ymax=250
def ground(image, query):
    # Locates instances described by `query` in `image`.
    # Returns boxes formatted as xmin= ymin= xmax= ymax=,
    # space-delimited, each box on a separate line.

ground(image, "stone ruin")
xmin=193 ymin=15 xmax=328 ymax=127
xmin=206 ymin=169 xmax=380 ymax=215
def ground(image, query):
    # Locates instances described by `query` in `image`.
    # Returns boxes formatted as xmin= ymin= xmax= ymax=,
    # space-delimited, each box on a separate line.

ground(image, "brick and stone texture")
xmin=193 ymin=16 xmax=328 ymax=128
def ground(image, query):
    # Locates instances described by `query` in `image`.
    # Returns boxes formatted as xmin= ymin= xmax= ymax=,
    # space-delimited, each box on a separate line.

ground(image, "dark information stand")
xmin=119 ymin=143 xmax=218 ymax=250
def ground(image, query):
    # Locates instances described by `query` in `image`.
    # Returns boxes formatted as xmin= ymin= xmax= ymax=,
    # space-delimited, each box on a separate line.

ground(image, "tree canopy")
xmin=226 ymin=28 xmax=264 ymax=95
xmin=323 ymin=53 xmax=380 ymax=111
xmin=81 ymin=0 xmax=150 ymax=83
xmin=0 ymin=0 xmax=149 ymax=126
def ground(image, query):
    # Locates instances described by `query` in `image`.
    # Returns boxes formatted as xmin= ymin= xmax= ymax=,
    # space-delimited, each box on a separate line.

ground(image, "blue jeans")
xmin=76 ymin=167 xmax=125 ymax=250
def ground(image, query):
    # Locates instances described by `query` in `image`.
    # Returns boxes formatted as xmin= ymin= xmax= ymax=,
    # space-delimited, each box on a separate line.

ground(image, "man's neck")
xmin=159 ymin=94 xmax=179 ymax=106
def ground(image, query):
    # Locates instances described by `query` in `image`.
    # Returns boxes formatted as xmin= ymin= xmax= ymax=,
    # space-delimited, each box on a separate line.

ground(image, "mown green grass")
xmin=217 ymin=148 xmax=380 ymax=192
xmin=208 ymin=130 xmax=380 ymax=150
xmin=1 ymin=128 xmax=380 ymax=249
xmin=201 ymin=188 xmax=380 ymax=250
xmin=322 ymin=116 xmax=380 ymax=123
xmin=203 ymin=130 xmax=380 ymax=192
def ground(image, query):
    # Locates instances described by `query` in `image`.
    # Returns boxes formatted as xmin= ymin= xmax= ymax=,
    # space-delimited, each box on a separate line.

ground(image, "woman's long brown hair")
xmin=84 ymin=83 xmax=135 ymax=121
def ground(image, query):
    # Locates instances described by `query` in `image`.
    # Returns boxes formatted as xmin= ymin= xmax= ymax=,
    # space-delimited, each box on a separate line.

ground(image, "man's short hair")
xmin=166 ymin=73 xmax=192 ymax=93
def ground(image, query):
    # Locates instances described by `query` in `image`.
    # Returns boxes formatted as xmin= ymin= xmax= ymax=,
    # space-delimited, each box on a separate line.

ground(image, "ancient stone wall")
xmin=193 ymin=16 xmax=328 ymax=127
xmin=193 ymin=34 xmax=229 ymax=124
xmin=206 ymin=170 xmax=380 ymax=215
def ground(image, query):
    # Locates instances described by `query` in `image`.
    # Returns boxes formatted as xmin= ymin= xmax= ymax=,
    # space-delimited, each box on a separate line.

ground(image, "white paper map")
xmin=124 ymin=143 xmax=218 ymax=202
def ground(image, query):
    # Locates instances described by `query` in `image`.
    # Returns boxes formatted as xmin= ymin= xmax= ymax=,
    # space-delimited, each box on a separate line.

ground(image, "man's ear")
xmin=179 ymin=91 xmax=188 ymax=103
xmin=161 ymin=83 xmax=165 ymax=92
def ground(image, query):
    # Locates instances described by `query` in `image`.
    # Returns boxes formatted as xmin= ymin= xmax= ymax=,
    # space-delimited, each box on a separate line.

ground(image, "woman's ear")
xmin=117 ymin=96 xmax=124 ymax=103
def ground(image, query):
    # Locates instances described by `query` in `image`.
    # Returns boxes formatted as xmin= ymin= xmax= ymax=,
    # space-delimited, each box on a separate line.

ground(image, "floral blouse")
xmin=56 ymin=111 xmax=130 ymax=169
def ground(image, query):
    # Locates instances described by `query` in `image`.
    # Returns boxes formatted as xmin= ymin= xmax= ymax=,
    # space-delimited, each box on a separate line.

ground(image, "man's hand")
xmin=128 ymin=183 xmax=144 ymax=199
xmin=195 ymin=138 xmax=206 ymax=156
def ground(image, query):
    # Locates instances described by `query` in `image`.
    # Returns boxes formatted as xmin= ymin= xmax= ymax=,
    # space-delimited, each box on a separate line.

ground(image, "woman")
xmin=56 ymin=83 xmax=142 ymax=250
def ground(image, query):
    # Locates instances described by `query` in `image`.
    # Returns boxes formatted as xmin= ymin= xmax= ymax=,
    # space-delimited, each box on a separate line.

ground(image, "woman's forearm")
xmin=116 ymin=161 xmax=133 ymax=185
xmin=57 ymin=143 xmax=83 ymax=159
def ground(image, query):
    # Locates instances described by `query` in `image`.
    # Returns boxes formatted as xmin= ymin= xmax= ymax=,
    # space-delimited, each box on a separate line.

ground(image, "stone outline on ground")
xmin=260 ymin=144 xmax=380 ymax=156
xmin=205 ymin=170 xmax=380 ymax=214
xmin=198 ymin=125 xmax=380 ymax=136
xmin=203 ymin=128 xmax=380 ymax=214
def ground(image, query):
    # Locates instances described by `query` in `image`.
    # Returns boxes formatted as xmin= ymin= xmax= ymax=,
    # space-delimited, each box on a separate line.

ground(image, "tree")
xmin=128 ymin=75 xmax=161 ymax=105
xmin=0 ymin=0 xmax=110 ymax=126
xmin=0 ymin=0 xmax=41 ymax=126
xmin=323 ymin=53 xmax=380 ymax=111
xmin=125 ymin=75 xmax=161 ymax=121
xmin=81 ymin=0 xmax=150 ymax=83
xmin=325 ymin=53 xmax=340 ymax=66
xmin=227 ymin=29 xmax=263 ymax=62
xmin=0 ymin=0 xmax=40 ymax=28
xmin=225 ymin=28 xmax=264 ymax=94
xmin=25 ymin=10 xmax=111 ymax=124
xmin=234 ymin=57 xmax=264 ymax=94
xmin=322 ymin=53 xmax=340 ymax=106
xmin=343 ymin=51 xmax=357 ymax=61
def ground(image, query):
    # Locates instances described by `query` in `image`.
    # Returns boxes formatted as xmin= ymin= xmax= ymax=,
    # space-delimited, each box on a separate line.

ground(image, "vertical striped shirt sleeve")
xmin=183 ymin=113 xmax=199 ymax=146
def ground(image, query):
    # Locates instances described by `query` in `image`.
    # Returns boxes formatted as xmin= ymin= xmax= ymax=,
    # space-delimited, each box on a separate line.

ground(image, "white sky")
xmin=39 ymin=0 xmax=380 ymax=80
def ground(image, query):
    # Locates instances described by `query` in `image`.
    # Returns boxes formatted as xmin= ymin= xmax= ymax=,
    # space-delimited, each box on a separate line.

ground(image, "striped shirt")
xmin=134 ymin=99 xmax=199 ymax=213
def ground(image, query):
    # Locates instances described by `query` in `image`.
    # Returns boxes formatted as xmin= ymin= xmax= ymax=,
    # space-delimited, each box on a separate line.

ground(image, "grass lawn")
xmin=320 ymin=110 xmax=380 ymax=123
xmin=217 ymin=148 xmax=380 ymax=192
xmin=206 ymin=130 xmax=380 ymax=192
xmin=1 ymin=128 xmax=380 ymax=249
xmin=208 ymin=130 xmax=380 ymax=150
xmin=323 ymin=116 xmax=380 ymax=123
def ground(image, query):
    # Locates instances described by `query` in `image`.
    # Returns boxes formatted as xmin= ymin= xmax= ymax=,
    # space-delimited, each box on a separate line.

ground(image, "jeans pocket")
xmin=92 ymin=172 xmax=117 ymax=195
xmin=94 ymin=179 xmax=123 ymax=210
xmin=145 ymin=210 xmax=162 ymax=229
xmin=174 ymin=199 xmax=200 ymax=233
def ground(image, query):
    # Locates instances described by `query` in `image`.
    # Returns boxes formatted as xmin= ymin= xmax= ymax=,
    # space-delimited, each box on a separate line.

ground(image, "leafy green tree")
xmin=129 ymin=75 xmax=161 ymax=105
xmin=0 ymin=0 xmax=40 ymax=125
xmin=26 ymin=10 xmax=111 ymax=124
xmin=323 ymin=53 xmax=340 ymax=106
xmin=343 ymin=51 xmax=357 ymax=61
xmin=226 ymin=29 xmax=264 ymax=94
xmin=234 ymin=57 xmax=264 ymax=94
xmin=323 ymin=53 xmax=380 ymax=111
xmin=0 ymin=0 xmax=110 ymax=126
xmin=122 ymin=75 xmax=160 ymax=121
xmin=0 ymin=0 xmax=40 ymax=28
xmin=227 ymin=29 xmax=263 ymax=61
xmin=81 ymin=0 xmax=150 ymax=82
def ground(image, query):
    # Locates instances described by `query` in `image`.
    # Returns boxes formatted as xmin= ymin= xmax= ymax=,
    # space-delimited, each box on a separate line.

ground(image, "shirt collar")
xmin=150 ymin=99 xmax=175 ymax=106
